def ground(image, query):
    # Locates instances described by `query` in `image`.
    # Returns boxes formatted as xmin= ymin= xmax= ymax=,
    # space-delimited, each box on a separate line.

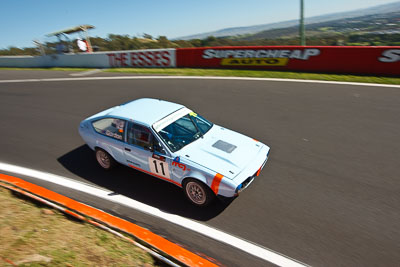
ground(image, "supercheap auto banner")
xmin=176 ymin=46 xmax=400 ymax=76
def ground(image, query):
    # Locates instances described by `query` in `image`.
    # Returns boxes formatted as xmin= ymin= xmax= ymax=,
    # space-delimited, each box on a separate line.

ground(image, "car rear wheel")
xmin=183 ymin=179 xmax=215 ymax=207
xmin=95 ymin=148 xmax=116 ymax=170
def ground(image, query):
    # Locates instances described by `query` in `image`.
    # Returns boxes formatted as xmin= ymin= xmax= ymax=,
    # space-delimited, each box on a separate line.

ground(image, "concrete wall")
xmin=1 ymin=47 xmax=399 ymax=76
xmin=0 ymin=55 xmax=45 ymax=68
xmin=0 ymin=49 xmax=176 ymax=68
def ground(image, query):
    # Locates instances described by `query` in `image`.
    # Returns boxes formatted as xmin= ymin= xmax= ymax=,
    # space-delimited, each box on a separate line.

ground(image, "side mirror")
xmin=153 ymin=142 xmax=166 ymax=154
xmin=144 ymin=145 xmax=153 ymax=151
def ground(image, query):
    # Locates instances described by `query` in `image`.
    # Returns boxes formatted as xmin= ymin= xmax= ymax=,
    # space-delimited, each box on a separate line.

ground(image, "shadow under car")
xmin=57 ymin=145 xmax=233 ymax=221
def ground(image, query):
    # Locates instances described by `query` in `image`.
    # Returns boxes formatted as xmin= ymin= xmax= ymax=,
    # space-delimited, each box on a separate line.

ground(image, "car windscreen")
xmin=157 ymin=112 xmax=213 ymax=152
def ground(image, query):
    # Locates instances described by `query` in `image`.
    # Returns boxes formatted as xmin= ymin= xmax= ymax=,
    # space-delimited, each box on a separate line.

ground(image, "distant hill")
xmin=176 ymin=1 xmax=400 ymax=40
xmin=239 ymin=11 xmax=400 ymax=41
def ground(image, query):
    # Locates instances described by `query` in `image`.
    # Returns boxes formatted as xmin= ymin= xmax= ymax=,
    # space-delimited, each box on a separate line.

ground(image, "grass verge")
xmin=1 ymin=67 xmax=399 ymax=85
xmin=105 ymin=68 xmax=400 ymax=85
xmin=0 ymin=187 xmax=160 ymax=267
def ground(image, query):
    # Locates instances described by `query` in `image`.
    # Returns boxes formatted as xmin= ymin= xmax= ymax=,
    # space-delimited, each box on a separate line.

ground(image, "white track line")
xmin=0 ymin=161 xmax=308 ymax=267
xmin=0 ymin=75 xmax=399 ymax=88
xmin=70 ymin=69 xmax=103 ymax=76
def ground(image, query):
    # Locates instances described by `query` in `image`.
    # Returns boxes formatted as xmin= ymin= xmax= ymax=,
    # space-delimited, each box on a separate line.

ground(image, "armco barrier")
xmin=0 ymin=48 xmax=176 ymax=68
xmin=176 ymin=46 xmax=400 ymax=76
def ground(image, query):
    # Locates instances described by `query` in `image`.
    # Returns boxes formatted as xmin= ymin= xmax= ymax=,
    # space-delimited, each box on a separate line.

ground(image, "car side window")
xmin=92 ymin=118 xmax=126 ymax=141
xmin=127 ymin=122 xmax=154 ymax=151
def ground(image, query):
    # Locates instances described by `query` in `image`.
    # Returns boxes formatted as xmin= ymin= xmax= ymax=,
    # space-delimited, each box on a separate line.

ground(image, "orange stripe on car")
xmin=211 ymin=173 xmax=223 ymax=194
xmin=256 ymin=167 xmax=262 ymax=177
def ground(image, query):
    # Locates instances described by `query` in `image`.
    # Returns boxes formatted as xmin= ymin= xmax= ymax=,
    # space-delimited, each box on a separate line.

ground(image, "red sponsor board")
xmin=176 ymin=46 xmax=400 ymax=76
xmin=107 ymin=49 xmax=175 ymax=68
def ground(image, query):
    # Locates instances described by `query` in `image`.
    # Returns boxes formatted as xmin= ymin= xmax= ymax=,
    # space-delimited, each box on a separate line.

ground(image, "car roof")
xmin=106 ymin=98 xmax=185 ymax=127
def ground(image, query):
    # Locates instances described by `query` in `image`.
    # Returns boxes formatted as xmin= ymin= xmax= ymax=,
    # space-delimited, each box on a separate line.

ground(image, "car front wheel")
xmin=183 ymin=179 xmax=215 ymax=207
xmin=95 ymin=148 xmax=116 ymax=170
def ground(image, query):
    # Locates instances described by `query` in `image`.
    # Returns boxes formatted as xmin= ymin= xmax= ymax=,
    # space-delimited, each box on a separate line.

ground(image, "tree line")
xmin=1 ymin=33 xmax=399 ymax=56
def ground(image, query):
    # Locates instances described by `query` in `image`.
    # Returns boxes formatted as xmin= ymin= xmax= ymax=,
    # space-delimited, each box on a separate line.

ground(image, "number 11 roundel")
xmin=148 ymin=157 xmax=170 ymax=179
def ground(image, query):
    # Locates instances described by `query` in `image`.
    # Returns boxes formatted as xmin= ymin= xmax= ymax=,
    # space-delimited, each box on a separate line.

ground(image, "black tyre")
xmin=183 ymin=179 xmax=215 ymax=207
xmin=95 ymin=148 xmax=116 ymax=170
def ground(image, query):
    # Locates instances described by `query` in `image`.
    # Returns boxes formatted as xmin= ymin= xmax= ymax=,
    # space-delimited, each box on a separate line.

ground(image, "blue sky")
xmin=1 ymin=0 xmax=398 ymax=48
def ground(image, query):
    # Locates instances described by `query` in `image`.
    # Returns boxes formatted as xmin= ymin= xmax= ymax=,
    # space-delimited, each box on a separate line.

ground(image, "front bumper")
xmin=235 ymin=148 xmax=270 ymax=196
xmin=215 ymin=145 xmax=270 ymax=198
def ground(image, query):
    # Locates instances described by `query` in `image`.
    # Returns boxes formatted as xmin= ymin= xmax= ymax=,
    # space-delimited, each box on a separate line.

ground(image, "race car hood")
xmin=180 ymin=125 xmax=264 ymax=179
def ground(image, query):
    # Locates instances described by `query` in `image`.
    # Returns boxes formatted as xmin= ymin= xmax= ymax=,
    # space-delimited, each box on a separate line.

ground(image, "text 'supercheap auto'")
xmin=79 ymin=98 xmax=270 ymax=206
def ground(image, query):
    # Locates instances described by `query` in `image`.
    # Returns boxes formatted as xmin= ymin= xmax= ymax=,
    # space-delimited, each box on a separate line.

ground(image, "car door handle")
xmin=124 ymin=147 xmax=131 ymax=152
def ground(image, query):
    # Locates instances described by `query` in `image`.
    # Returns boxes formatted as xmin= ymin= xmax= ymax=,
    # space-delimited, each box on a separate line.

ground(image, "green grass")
xmin=105 ymin=68 xmax=400 ymax=85
xmin=1 ymin=67 xmax=400 ymax=85
xmin=0 ymin=187 xmax=159 ymax=267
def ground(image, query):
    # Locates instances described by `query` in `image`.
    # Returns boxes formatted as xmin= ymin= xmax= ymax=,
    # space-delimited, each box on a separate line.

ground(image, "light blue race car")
xmin=79 ymin=98 xmax=270 ymax=206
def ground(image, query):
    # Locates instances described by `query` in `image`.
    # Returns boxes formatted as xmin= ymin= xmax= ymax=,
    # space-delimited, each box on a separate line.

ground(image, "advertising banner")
xmin=106 ymin=49 xmax=176 ymax=68
xmin=176 ymin=46 xmax=400 ymax=76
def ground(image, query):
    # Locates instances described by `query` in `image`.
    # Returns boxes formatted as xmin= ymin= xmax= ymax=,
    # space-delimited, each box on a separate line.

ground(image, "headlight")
xmin=236 ymin=183 xmax=243 ymax=193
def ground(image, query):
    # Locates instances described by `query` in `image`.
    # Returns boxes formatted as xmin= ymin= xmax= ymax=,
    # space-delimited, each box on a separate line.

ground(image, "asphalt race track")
xmin=1 ymin=70 xmax=399 ymax=266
